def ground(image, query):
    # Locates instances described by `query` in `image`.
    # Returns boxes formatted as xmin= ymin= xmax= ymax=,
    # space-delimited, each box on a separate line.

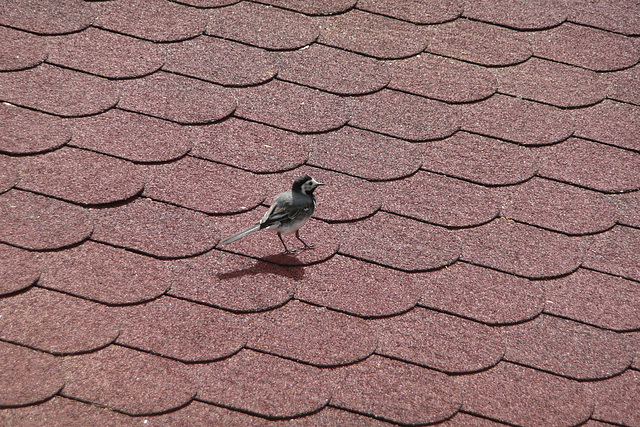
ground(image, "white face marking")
xmin=301 ymin=178 xmax=321 ymax=194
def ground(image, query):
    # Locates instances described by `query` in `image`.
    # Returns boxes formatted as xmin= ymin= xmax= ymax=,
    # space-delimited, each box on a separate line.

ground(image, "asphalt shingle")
xmin=0 ymin=0 xmax=638 ymax=425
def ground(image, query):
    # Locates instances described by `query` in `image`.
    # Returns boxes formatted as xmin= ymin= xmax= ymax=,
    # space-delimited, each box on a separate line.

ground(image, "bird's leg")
xmin=295 ymin=230 xmax=315 ymax=250
xmin=278 ymin=232 xmax=296 ymax=254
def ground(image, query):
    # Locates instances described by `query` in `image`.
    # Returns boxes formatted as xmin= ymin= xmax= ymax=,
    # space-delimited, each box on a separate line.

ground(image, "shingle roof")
xmin=1 ymin=0 xmax=639 ymax=425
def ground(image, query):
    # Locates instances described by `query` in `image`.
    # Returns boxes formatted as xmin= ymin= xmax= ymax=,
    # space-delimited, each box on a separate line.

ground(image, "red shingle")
xmin=233 ymin=80 xmax=349 ymax=133
xmin=427 ymin=19 xmax=532 ymax=66
xmin=309 ymin=127 xmax=421 ymax=180
xmin=463 ymin=0 xmax=567 ymax=30
xmin=358 ymin=0 xmax=462 ymax=24
xmin=0 ymin=0 xmax=95 ymax=35
xmin=529 ymin=22 xmax=640 ymax=71
xmin=626 ymin=332 xmax=638 ymax=369
xmin=296 ymin=255 xmax=423 ymax=317
xmin=388 ymin=53 xmax=497 ymax=103
xmin=543 ymin=268 xmax=640 ymax=331
xmin=0 ymin=64 xmax=118 ymax=117
xmin=94 ymin=0 xmax=208 ymax=42
xmin=277 ymin=44 xmax=390 ymax=96
xmin=330 ymin=355 xmax=461 ymax=425
xmin=0 ymin=190 xmax=92 ymax=250
xmin=0 ymin=342 xmax=64 ymax=407
xmin=495 ymin=57 xmax=608 ymax=108
xmin=143 ymin=158 xmax=266 ymax=214
xmin=193 ymin=349 xmax=330 ymax=418
xmin=258 ymin=0 xmax=356 ymax=15
xmin=175 ymin=0 xmax=238 ymax=6
xmin=0 ymin=104 xmax=70 ymax=155
xmin=60 ymin=345 xmax=196 ymax=415
xmin=565 ymin=0 xmax=640 ymax=35
xmin=0 ymin=26 xmax=47 ymax=71
xmin=584 ymin=225 xmax=640 ymax=281
xmin=115 ymin=297 xmax=247 ymax=363
xmin=189 ymin=118 xmax=309 ymax=173
xmin=248 ymin=300 xmax=376 ymax=366
xmin=117 ymin=71 xmax=236 ymax=124
xmin=613 ymin=190 xmax=640 ymax=228
xmin=336 ymin=212 xmax=461 ymax=272
xmin=318 ymin=10 xmax=429 ymax=59
xmin=37 ymin=241 xmax=172 ymax=305
xmin=420 ymin=132 xmax=537 ymax=186
xmin=535 ymin=137 xmax=640 ymax=193
xmin=347 ymin=89 xmax=460 ymax=141
xmin=144 ymin=400 xmax=276 ymax=426
xmin=460 ymin=218 xmax=584 ymax=279
xmin=0 ymin=243 xmax=39 ymax=296
xmin=70 ymin=109 xmax=192 ymax=163
xmin=164 ymin=36 xmax=277 ymax=87
xmin=373 ymin=307 xmax=504 ymax=373
xmin=382 ymin=170 xmax=500 ymax=227
xmin=590 ymin=370 xmax=640 ymax=426
xmin=501 ymin=177 xmax=618 ymax=235
xmin=460 ymin=93 xmax=575 ymax=146
xmin=421 ymin=262 xmax=544 ymax=325
xmin=573 ymin=100 xmax=640 ymax=152
xmin=277 ymin=406 xmax=395 ymax=426
xmin=207 ymin=2 xmax=319 ymax=50
xmin=504 ymin=315 xmax=632 ymax=380
xmin=15 ymin=147 xmax=145 ymax=206
xmin=0 ymin=288 xmax=118 ymax=355
xmin=607 ymin=64 xmax=640 ymax=104
xmin=169 ymin=250 xmax=297 ymax=313
xmin=455 ymin=362 xmax=593 ymax=426
xmin=0 ymin=156 xmax=18 ymax=193
xmin=442 ymin=413 xmax=508 ymax=426
xmin=91 ymin=198 xmax=219 ymax=258
xmin=46 ymin=27 xmax=165 ymax=79
xmin=0 ymin=397 xmax=133 ymax=426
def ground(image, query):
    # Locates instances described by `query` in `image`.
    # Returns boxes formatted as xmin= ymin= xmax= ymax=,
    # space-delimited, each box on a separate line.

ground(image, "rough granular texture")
xmin=0 ymin=1 xmax=638 ymax=425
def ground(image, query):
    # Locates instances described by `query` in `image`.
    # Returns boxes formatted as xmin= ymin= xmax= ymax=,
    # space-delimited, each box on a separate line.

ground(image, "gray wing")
xmin=259 ymin=191 xmax=312 ymax=229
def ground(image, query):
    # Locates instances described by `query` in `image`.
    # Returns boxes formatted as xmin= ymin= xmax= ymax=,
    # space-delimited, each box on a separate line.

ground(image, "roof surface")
xmin=1 ymin=0 xmax=640 ymax=425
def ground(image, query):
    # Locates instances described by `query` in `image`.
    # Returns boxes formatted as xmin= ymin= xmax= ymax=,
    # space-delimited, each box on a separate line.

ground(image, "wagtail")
xmin=221 ymin=175 xmax=324 ymax=253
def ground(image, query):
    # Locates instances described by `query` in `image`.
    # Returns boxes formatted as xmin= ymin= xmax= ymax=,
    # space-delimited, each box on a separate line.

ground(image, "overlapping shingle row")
xmin=1 ymin=0 xmax=639 ymax=425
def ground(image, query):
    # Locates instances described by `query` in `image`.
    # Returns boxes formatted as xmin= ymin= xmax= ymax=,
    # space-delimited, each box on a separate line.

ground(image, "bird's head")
xmin=293 ymin=175 xmax=324 ymax=195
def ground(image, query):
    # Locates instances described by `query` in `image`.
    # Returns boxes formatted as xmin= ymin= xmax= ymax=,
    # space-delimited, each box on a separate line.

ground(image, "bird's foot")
xmin=295 ymin=231 xmax=315 ymax=250
xmin=278 ymin=233 xmax=297 ymax=254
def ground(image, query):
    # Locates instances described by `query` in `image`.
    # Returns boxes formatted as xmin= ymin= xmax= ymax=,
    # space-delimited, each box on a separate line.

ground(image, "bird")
xmin=221 ymin=175 xmax=324 ymax=253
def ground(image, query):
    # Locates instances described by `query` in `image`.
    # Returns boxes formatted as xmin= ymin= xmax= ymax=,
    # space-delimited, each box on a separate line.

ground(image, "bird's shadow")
xmin=216 ymin=255 xmax=305 ymax=281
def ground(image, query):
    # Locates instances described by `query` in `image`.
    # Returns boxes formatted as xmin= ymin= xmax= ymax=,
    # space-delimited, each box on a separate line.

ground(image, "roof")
xmin=1 ymin=0 xmax=639 ymax=425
